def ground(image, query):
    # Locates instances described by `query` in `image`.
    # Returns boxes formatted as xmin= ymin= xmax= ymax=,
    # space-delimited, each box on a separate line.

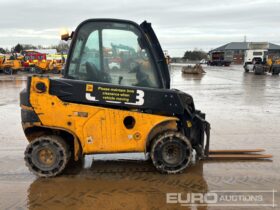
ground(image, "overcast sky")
xmin=1 ymin=0 xmax=280 ymax=56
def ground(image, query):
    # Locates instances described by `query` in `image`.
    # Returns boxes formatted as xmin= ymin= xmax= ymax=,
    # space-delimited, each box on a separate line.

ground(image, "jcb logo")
xmin=86 ymin=84 xmax=94 ymax=92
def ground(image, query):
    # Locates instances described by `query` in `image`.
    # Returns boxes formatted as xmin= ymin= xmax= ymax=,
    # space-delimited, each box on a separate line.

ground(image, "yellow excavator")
xmin=267 ymin=57 xmax=280 ymax=75
xmin=0 ymin=55 xmax=24 ymax=74
xmin=20 ymin=19 xmax=272 ymax=177
xmin=33 ymin=59 xmax=64 ymax=74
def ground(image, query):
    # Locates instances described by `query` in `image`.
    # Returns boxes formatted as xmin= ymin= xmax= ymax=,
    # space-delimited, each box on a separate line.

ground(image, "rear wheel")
xmin=271 ymin=66 xmax=280 ymax=75
xmin=4 ymin=67 xmax=12 ymax=74
xmin=150 ymin=131 xmax=192 ymax=174
xmin=24 ymin=135 xmax=70 ymax=177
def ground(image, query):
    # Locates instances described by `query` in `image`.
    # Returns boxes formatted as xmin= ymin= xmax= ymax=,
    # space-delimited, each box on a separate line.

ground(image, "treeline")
xmin=0 ymin=42 xmax=69 ymax=54
xmin=183 ymin=49 xmax=208 ymax=61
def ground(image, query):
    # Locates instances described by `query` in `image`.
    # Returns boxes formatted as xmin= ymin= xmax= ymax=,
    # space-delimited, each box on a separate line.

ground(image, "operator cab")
xmin=64 ymin=20 xmax=166 ymax=89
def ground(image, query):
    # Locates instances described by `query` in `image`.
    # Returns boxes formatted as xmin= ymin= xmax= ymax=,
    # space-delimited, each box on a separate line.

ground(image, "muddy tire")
xmin=271 ymin=66 xmax=280 ymax=75
xmin=29 ymin=67 xmax=36 ymax=73
xmin=3 ymin=67 xmax=12 ymax=74
xmin=254 ymin=65 xmax=265 ymax=75
xmin=24 ymin=135 xmax=70 ymax=177
xmin=244 ymin=67 xmax=249 ymax=72
xmin=150 ymin=131 xmax=192 ymax=174
xmin=52 ymin=68 xmax=60 ymax=74
xmin=35 ymin=67 xmax=43 ymax=74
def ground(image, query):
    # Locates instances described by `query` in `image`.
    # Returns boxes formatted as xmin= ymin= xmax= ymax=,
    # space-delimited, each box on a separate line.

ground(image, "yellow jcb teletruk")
xmin=20 ymin=19 xmax=271 ymax=177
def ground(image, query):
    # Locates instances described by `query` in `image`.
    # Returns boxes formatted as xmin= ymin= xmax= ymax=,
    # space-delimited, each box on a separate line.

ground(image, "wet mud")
xmin=0 ymin=66 xmax=279 ymax=209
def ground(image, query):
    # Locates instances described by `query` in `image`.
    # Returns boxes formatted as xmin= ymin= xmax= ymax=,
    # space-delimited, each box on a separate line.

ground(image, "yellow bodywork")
xmin=34 ymin=59 xmax=63 ymax=72
xmin=48 ymin=60 xmax=63 ymax=72
xmin=0 ymin=57 xmax=4 ymax=68
xmin=23 ymin=77 xmax=178 ymax=159
xmin=35 ymin=60 xmax=50 ymax=70
xmin=267 ymin=58 xmax=280 ymax=66
xmin=1 ymin=59 xmax=22 ymax=71
xmin=266 ymin=58 xmax=280 ymax=73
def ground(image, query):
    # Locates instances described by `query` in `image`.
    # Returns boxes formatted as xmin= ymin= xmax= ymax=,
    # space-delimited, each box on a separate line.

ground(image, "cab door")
xmin=64 ymin=20 xmax=165 ymax=152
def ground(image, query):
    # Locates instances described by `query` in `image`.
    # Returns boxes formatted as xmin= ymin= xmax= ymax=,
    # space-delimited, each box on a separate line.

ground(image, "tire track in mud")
xmin=2 ymin=160 xmax=280 ymax=209
xmin=25 ymin=169 xmax=280 ymax=209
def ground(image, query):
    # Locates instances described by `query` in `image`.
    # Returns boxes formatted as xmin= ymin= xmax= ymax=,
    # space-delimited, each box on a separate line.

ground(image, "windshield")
xmin=67 ymin=21 xmax=161 ymax=88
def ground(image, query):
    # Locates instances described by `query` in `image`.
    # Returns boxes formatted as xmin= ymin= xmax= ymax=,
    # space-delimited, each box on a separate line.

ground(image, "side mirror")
xmin=61 ymin=33 xmax=70 ymax=41
xmin=60 ymin=28 xmax=74 ymax=41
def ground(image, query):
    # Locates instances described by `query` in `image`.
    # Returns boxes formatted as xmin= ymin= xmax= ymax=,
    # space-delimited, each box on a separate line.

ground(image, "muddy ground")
xmin=0 ymin=65 xmax=279 ymax=210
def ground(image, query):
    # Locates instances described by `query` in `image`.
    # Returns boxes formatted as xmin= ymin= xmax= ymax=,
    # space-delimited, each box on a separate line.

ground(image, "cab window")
xmin=67 ymin=22 xmax=161 ymax=88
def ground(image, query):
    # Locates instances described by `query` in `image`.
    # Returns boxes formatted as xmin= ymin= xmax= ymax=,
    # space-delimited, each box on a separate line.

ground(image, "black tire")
xmin=244 ymin=65 xmax=249 ymax=72
xmin=271 ymin=67 xmax=275 ymax=75
xmin=3 ymin=67 xmax=12 ymax=74
xmin=29 ymin=67 xmax=36 ymax=73
xmin=52 ymin=68 xmax=60 ymax=74
xmin=24 ymin=135 xmax=70 ymax=177
xmin=35 ymin=67 xmax=43 ymax=74
xmin=271 ymin=67 xmax=279 ymax=75
xmin=254 ymin=65 xmax=265 ymax=75
xmin=150 ymin=131 xmax=192 ymax=174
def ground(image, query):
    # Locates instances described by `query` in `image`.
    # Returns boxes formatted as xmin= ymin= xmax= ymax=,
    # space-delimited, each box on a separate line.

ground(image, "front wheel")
xmin=35 ymin=67 xmax=43 ymax=74
xmin=150 ymin=131 xmax=192 ymax=174
xmin=51 ymin=68 xmax=60 ymax=74
xmin=24 ymin=135 xmax=70 ymax=177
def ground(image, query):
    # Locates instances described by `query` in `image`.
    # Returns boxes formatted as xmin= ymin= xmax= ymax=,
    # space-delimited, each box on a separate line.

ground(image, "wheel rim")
xmin=161 ymin=142 xmax=183 ymax=165
xmin=38 ymin=147 xmax=56 ymax=166
xmin=30 ymin=140 xmax=64 ymax=171
xmin=151 ymin=133 xmax=192 ymax=173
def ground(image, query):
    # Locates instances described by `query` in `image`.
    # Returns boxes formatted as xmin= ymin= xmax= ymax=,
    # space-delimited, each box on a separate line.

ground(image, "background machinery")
xmin=20 ymin=19 xmax=271 ymax=178
xmin=33 ymin=59 xmax=64 ymax=74
xmin=243 ymin=42 xmax=279 ymax=75
xmin=0 ymin=54 xmax=24 ymax=74
xmin=267 ymin=57 xmax=280 ymax=75
xmin=208 ymin=51 xmax=232 ymax=66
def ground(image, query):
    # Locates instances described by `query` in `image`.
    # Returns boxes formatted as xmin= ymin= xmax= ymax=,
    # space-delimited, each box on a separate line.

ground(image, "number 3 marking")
xmin=125 ymin=90 xmax=145 ymax=106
